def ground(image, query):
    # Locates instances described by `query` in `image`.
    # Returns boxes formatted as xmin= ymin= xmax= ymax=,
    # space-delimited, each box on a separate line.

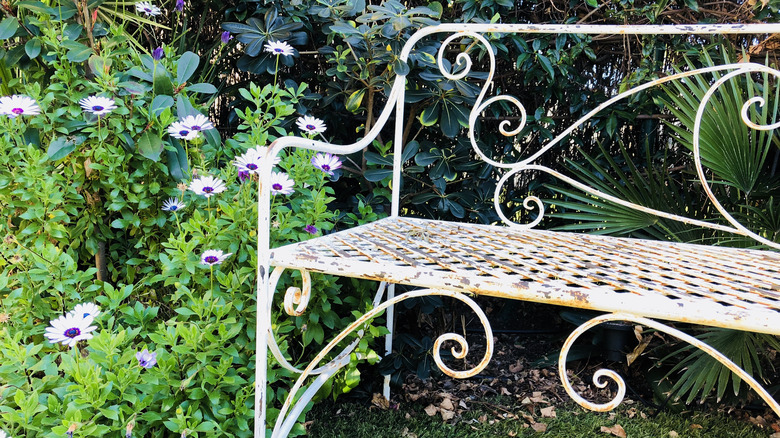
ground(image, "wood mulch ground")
xmin=374 ymin=299 xmax=780 ymax=435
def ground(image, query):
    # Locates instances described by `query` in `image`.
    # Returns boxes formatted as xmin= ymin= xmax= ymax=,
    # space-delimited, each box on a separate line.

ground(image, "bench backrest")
xmin=262 ymin=24 xmax=780 ymax=251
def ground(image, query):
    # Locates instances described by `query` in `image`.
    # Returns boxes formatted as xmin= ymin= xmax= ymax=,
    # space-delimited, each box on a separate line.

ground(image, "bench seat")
xmin=271 ymin=216 xmax=780 ymax=335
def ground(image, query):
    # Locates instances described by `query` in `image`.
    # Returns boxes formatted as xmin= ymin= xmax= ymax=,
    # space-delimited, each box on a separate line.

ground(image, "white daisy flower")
xmin=200 ymin=249 xmax=232 ymax=266
xmin=264 ymin=40 xmax=294 ymax=56
xmin=296 ymin=115 xmax=326 ymax=134
xmin=270 ymin=171 xmax=295 ymax=196
xmin=44 ymin=313 xmax=97 ymax=348
xmin=79 ymin=95 xmax=117 ymax=116
xmin=162 ymin=197 xmax=186 ymax=211
xmin=189 ymin=175 xmax=227 ymax=198
xmin=233 ymin=145 xmax=280 ymax=174
xmin=69 ymin=302 xmax=101 ymax=320
xmin=0 ymin=430 xmax=7 ymax=438
xmin=180 ymin=114 xmax=214 ymax=132
xmin=167 ymin=121 xmax=200 ymax=141
xmin=135 ymin=1 xmax=162 ymax=16
xmin=0 ymin=95 xmax=41 ymax=118
xmin=311 ymin=152 xmax=342 ymax=176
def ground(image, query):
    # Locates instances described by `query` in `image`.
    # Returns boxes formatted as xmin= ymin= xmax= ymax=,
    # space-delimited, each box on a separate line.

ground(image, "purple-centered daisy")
xmin=162 ymin=197 xmax=186 ymax=211
xmin=135 ymin=1 xmax=162 ymax=16
xmin=68 ymin=302 xmax=101 ymax=320
xmin=264 ymin=40 xmax=294 ymax=56
xmin=311 ymin=152 xmax=342 ymax=176
xmin=79 ymin=96 xmax=117 ymax=116
xmin=44 ymin=313 xmax=97 ymax=348
xmin=200 ymin=249 xmax=232 ymax=266
xmin=0 ymin=95 xmax=41 ymax=118
xmin=296 ymin=115 xmax=326 ymax=134
xmin=136 ymin=349 xmax=157 ymax=369
xmin=270 ymin=171 xmax=295 ymax=196
xmin=180 ymin=114 xmax=214 ymax=132
xmin=304 ymin=225 xmax=318 ymax=234
xmin=233 ymin=145 xmax=280 ymax=174
xmin=167 ymin=121 xmax=200 ymax=141
xmin=189 ymin=175 xmax=227 ymax=198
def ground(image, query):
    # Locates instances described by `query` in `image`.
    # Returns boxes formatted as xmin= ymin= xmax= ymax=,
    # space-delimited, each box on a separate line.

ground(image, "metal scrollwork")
xmin=456 ymin=52 xmax=780 ymax=247
xmin=283 ymin=269 xmax=311 ymax=316
xmin=272 ymin=288 xmax=494 ymax=437
xmin=692 ymin=66 xmax=780 ymax=250
xmin=266 ymin=268 xmax=388 ymax=377
xmin=558 ymin=313 xmax=780 ymax=415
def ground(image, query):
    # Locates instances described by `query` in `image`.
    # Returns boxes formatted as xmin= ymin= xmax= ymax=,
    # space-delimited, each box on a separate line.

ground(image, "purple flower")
xmin=175 ymin=0 xmax=184 ymax=11
xmin=238 ymin=170 xmax=250 ymax=183
xmin=200 ymin=249 xmax=232 ymax=266
xmin=304 ymin=225 xmax=318 ymax=235
xmin=152 ymin=47 xmax=164 ymax=61
xmin=311 ymin=152 xmax=342 ymax=176
xmin=221 ymin=31 xmax=232 ymax=44
xmin=136 ymin=349 xmax=157 ymax=369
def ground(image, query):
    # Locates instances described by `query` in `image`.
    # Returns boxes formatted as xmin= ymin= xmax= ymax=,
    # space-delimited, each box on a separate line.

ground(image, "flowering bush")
xmin=0 ymin=4 xmax=383 ymax=437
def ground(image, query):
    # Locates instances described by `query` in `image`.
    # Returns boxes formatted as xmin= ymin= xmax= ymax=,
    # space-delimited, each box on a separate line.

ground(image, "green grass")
xmin=308 ymin=398 xmax=771 ymax=437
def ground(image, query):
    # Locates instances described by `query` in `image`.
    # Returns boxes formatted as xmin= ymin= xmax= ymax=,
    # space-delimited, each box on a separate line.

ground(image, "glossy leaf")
xmin=0 ymin=17 xmax=18 ymax=40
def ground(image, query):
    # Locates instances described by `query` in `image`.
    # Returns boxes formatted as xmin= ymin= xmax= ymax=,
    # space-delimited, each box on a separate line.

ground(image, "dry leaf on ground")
xmin=424 ymin=404 xmax=438 ymax=417
xmin=600 ymin=424 xmax=627 ymax=438
xmin=440 ymin=409 xmax=456 ymax=421
xmin=401 ymin=427 xmax=417 ymax=438
xmin=530 ymin=422 xmax=547 ymax=432
xmin=371 ymin=393 xmax=389 ymax=410
xmin=540 ymin=406 xmax=556 ymax=418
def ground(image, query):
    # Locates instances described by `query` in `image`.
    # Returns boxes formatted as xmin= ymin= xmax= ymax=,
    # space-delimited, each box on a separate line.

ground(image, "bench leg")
xmin=383 ymin=283 xmax=395 ymax=401
xmin=558 ymin=313 xmax=780 ymax=417
xmin=254 ymin=265 xmax=272 ymax=438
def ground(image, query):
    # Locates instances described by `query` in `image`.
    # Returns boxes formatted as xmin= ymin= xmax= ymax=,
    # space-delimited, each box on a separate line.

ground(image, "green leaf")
xmin=419 ymin=101 xmax=439 ymax=126
xmin=151 ymin=95 xmax=174 ymax=115
xmin=177 ymin=51 xmax=199 ymax=84
xmin=345 ymin=88 xmax=366 ymax=113
xmin=138 ymin=131 xmax=164 ymax=161
xmin=585 ymin=0 xmax=598 ymax=7
xmin=47 ymin=136 xmax=77 ymax=160
xmin=66 ymin=42 xmax=92 ymax=62
xmin=154 ymin=67 xmax=174 ymax=96
xmin=185 ymin=83 xmax=218 ymax=94
xmin=24 ymin=38 xmax=41 ymax=59
xmin=364 ymin=168 xmax=393 ymax=182
xmin=537 ymin=54 xmax=555 ymax=80
xmin=0 ymin=18 xmax=18 ymax=40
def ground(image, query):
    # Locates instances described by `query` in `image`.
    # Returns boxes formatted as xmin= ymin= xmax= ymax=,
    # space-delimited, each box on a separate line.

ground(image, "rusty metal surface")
xmin=271 ymin=216 xmax=780 ymax=335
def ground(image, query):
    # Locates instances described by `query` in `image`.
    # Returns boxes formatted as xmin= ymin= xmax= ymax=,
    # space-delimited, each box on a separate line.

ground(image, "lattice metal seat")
xmin=271 ymin=217 xmax=780 ymax=335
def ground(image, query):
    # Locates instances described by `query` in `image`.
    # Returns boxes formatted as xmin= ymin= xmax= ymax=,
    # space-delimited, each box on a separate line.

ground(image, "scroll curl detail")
xmin=283 ymin=269 xmax=311 ymax=316
xmin=558 ymin=313 xmax=780 ymax=415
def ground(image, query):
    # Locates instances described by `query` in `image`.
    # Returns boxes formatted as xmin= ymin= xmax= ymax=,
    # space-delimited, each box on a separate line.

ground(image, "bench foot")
xmin=558 ymin=313 xmax=780 ymax=417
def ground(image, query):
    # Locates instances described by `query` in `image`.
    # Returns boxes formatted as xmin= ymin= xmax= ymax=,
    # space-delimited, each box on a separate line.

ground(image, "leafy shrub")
xmin=0 ymin=4 xmax=384 ymax=437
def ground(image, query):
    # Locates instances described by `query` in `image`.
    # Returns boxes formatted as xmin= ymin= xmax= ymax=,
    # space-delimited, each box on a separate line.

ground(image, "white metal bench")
xmin=254 ymin=24 xmax=780 ymax=437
